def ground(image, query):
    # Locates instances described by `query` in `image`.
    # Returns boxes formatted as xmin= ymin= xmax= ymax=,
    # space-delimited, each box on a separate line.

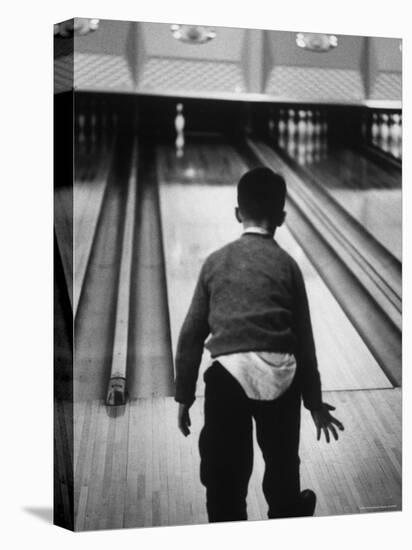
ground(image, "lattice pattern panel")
xmin=54 ymin=54 xmax=73 ymax=94
xmin=265 ymin=66 xmax=365 ymax=101
xmin=138 ymin=57 xmax=245 ymax=94
xmin=74 ymin=53 xmax=134 ymax=92
xmin=370 ymin=72 xmax=402 ymax=101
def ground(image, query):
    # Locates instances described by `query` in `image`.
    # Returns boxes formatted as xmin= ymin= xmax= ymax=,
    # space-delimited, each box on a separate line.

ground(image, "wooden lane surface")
xmin=126 ymin=147 xmax=175 ymax=399
xmin=295 ymin=148 xmax=402 ymax=261
xmin=156 ymin=143 xmax=391 ymax=393
xmin=74 ymin=141 xmax=132 ymax=402
xmin=277 ymin=228 xmax=391 ymax=391
xmin=74 ymin=137 xmax=115 ymax=317
xmin=307 ymin=148 xmax=401 ymax=191
xmin=156 ymin=142 xmax=246 ymax=392
xmin=54 ymin=135 xmax=116 ymax=314
xmin=72 ymin=388 xmax=401 ymax=530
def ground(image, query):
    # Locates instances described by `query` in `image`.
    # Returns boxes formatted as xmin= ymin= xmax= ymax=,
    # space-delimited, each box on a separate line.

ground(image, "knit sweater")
xmin=174 ymin=233 xmax=322 ymax=410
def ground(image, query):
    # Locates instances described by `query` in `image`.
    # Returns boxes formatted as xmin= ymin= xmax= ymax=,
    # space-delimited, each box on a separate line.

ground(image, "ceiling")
xmin=54 ymin=19 xmax=402 ymax=106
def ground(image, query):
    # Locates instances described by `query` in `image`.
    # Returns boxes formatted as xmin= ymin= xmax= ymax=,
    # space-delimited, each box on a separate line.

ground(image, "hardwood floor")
xmin=69 ymin=388 xmax=401 ymax=530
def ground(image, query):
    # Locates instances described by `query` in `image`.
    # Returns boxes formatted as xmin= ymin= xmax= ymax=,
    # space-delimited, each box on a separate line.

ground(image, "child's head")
xmin=236 ymin=167 xmax=286 ymax=229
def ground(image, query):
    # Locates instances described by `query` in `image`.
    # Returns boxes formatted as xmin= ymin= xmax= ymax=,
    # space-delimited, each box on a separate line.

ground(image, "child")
xmin=174 ymin=167 xmax=344 ymax=523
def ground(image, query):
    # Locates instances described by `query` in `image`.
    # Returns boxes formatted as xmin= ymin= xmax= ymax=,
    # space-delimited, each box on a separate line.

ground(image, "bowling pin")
xmin=395 ymin=114 xmax=403 ymax=158
xmin=389 ymin=113 xmax=397 ymax=140
xmin=389 ymin=137 xmax=401 ymax=159
xmin=175 ymin=103 xmax=185 ymax=158
xmin=391 ymin=113 xmax=402 ymax=141
xmin=268 ymin=113 xmax=275 ymax=139
xmin=287 ymin=109 xmax=296 ymax=139
xmin=78 ymin=113 xmax=86 ymax=150
xmin=313 ymin=110 xmax=319 ymax=137
xmin=306 ymin=110 xmax=314 ymax=140
xmin=287 ymin=130 xmax=297 ymax=158
xmin=375 ymin=113 xmax=383 ymax=148
xmin=360 ymin=112 xmax=368 ymax=141
xmin=90 ymin=110 xmax=97 ymax=152
xmin=278 ymin=109 xmax=286 ymax=135
xmin=387 ymin=114 xmax=395 ymax=157
xmin=306 ymin=138 xmax=314 ymax=164
xmin=322 ymin=115 xmax=328 ymax=137
xmin=380 ymin=113 xmax=390 ymax=148
xmin=278 ymin=109 xmax=287 ymax=149
xmin=297 ymin=140 xmax=306 ymax=165
xmin=321 ymin=134 xmax=328 ymax=159
xmin=314 ymin=132 xmax=321 ymax=162
xmin=313 ymin=110 xmax=321 ymax=137
xmin=297 ymin=110 xmax=307 ymax=140
xmin=371 ymin=113 xmax=379 ymax=145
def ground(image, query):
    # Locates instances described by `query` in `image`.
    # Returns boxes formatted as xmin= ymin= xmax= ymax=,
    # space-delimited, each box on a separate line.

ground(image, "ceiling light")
xmin=170 ymin=24 xmax=217 ymax=44
xmin=296 ymin=33 xmax=338 ymax=52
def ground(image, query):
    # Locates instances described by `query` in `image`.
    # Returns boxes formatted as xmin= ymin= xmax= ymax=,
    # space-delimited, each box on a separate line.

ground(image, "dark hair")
xmin=237 ymin=167 xmax=286 ymax=221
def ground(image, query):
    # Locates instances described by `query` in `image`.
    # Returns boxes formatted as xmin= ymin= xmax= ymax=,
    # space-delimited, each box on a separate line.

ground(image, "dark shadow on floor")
xmin=23 ymin=506 xmax=53 ymax=524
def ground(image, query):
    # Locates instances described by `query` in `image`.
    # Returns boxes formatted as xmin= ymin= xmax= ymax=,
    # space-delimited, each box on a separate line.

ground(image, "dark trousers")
xmin=199 ymin=361 xmax=302 ymax=522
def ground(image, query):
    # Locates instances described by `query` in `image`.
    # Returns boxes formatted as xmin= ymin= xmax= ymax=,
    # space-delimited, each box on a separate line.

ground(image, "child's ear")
xmin=235 ymin=207 xmax=242 ymax=223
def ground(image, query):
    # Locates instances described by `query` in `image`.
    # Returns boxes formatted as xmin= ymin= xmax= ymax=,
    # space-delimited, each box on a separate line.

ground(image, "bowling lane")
xmin=74 ymin=135 xmax=116 ymax=317
xmin=75 ymin=136 xmax=175 ymax=402
xmin=74 ymin=138 xmax=132 ymax=402
xmin=281 ymin=145 xmax=402 ymax=261
xmin=157 ymin=140 xmax=392 ymax=394
xmin=156 ymin=140 xmax=248 ymax=392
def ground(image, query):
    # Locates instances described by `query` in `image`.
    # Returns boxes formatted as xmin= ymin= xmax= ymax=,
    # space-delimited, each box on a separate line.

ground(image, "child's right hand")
xmin=310 ymin=402 xmax=344 ymax=443
xmin=178 ymin=403 xmax=191 ymax=437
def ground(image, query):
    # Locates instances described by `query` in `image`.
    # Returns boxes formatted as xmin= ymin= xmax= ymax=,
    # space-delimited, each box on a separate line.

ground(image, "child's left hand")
xmin=178 ymin=403 xmax=191 ymax=437
xmin=310 ymin=402 xmax=344 ymax=443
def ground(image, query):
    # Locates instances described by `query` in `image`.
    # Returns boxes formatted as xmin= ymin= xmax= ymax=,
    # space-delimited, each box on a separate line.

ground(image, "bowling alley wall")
xmin=55 ymin=18 xmax=402 ymax=162
xmin=54 ymin=18 xmax=402 ymax=532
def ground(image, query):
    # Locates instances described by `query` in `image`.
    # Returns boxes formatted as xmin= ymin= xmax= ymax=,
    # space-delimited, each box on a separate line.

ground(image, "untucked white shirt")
xmin=215 ymin=226 xmax=297 ymax=400
xmin=216 ymin=351 xmax=297 ymax=400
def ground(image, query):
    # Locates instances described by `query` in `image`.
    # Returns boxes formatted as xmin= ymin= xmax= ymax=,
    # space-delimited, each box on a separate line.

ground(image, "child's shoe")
xmin=298 ymin=489 xmax=317 ymax=516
